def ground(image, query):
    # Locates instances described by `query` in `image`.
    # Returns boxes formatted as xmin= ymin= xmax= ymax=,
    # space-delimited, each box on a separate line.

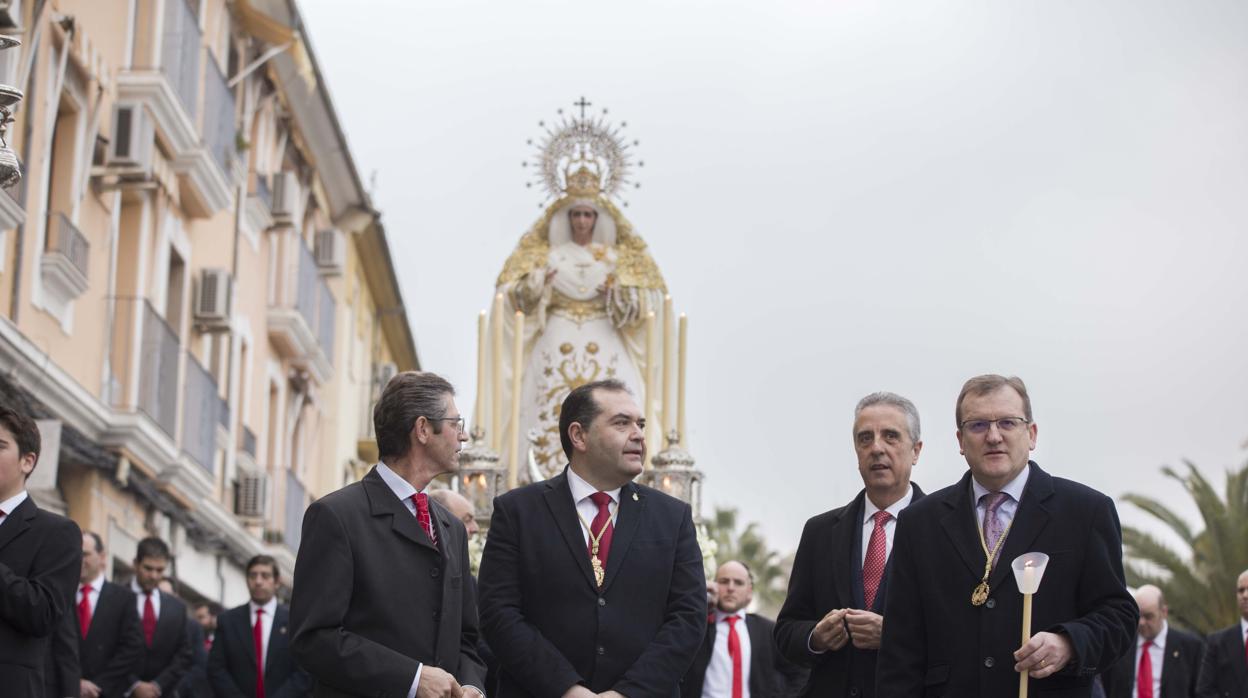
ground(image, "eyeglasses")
xmin=959 ymin=417 xmax=1029 ymax=435
xmin=428 ymin=415 xmax=466 ymax=433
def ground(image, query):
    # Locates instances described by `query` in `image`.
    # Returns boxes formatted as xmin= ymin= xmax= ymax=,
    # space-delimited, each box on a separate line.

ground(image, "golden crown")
xmin=564 ymin=164 xmax=602 ymax=198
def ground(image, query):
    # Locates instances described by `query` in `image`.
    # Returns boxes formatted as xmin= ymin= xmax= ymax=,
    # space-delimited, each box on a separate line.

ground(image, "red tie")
xmin=588 ymin=492 xmax=614 ymax=567
xmin=141 ymin=591 xmax=157 ymax=646
xmin=412 ymin=493 xmax=437 ymax=547
xmin=1137 ymin=639 xmax=1154 ymax=698
xmin=725 ymin=615 xmax=743 ymax=698
xmin=254 ymin=607 xmax=266 ymax=698
xmin=862 ymin=510 xmax=891 ymax=608
xmin=77 ymin=584 xmax=93 ymax=639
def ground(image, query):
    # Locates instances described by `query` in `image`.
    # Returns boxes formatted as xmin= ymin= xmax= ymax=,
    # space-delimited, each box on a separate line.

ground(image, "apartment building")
xmin=0 ymin=0 xmax=418 ymax=606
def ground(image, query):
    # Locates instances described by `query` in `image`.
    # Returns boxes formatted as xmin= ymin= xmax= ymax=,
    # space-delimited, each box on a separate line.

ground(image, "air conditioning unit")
xmin=235 ymin=472 xmax=268 ymax=518
xmin=271 ymin=171 xmax=302 ymax=224
xmin=194 ymin=268 xmax=232 ymax=327
xmin=108 ymin=103 xmax=154 ymax=171
xmin=0 ymin=1 xmax=22 ymax=29
xmin=314 ymin=228 xmax=345 ymax=272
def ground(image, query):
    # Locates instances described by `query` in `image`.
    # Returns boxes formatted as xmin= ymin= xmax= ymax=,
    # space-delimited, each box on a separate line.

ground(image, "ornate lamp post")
xmin=639 ymin=430 xmax=703 ymax=522
xmin=453 ymin=426 xmax=506 ymax=529
xmin=0 ymin=34 xmax=24 ymax=189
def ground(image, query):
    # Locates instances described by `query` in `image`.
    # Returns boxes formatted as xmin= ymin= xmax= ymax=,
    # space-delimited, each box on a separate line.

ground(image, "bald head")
xmin=429 ymin=489 xmax=479 ymax=536
xmin=715 ymin=560 xmax=754 ymax=614
xmin=1134 ymin=584 xmax=1168 ymax=640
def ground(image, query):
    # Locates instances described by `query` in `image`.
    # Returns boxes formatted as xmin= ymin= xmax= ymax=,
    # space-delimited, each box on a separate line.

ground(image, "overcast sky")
xmin=299 ymin=0 xmax=1248 ymax=554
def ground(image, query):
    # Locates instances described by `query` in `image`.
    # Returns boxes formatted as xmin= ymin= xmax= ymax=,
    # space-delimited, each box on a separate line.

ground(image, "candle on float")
xmin=491 ymin=293 xmax=504 ymax=451
xmin=644 ymin=311 xmax=656 ymax=468
xmin=508 ymin=311 xmax=525 ymax=490
xmin=662 ymin=295 xmax=674 ymax=434
xmin=677 ymin=313 xmax=688 ymax=446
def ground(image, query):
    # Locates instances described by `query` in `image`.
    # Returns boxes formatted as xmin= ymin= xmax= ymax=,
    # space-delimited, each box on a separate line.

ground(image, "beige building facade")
xmin=0 ymin=0 xmax=417 ymax=607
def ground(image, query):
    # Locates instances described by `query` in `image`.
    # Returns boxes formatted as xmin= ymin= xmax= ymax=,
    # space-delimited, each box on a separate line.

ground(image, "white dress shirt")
xmin=860 ymin=484 xmax=915 ymax=566
xmin=1242 ymin=618 xmax=1248 ymax=644
xmin=130 ymin=578 xmax=161 ymax=619
xmin=374 ymin=463 xmax=483 ymax=698
xmin=972 ymin=463 xmax=1031 ymax=537
xmin=249 ymin=597 xmax=278 ymax=671
xmin=567 ymin=466 xmax=620 ymax=546
xmin=1134 ymin=622 xmax=1166 ymax=698
xmin=0 ymin=490 xmax=27 ymax=526
xmin=704 ymin=609 xmax=753 ymax=698
xmin=79 ymin=571 xmax=106 ymax=615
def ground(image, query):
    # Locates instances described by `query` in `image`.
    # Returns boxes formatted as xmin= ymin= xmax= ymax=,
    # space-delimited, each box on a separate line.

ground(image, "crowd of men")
xmin=2 ymin=372 xmax=1247 ymax=697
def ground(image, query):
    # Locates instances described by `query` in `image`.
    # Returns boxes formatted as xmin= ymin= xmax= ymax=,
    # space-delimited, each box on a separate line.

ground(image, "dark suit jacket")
xmin=1103 ymin=627 xmax=1204 ymax=698
xmin=290 ymin=467 xmax=486 ymax=697
xmin=72 ymin=581 xmax=145 ymax=697
xmin=129 ymin=588 xmax=194 ymax=694
xmin=681 ymin=613 xmax=808 ymax=698
xmin=0 ymin=495 xmax=82 ymax=698
xmin=1196 ymin=624 xmax=1247 ymax=698
xmin=178 ymin=617 xmax=213 ymax=698
xmin=209 ymin=602 xmax=312 ymax=698
xmin=478 ymin=469 xmax=707 ymax=698
xmin=877 ymin=463 xmax=1138 ymax=697
xmin=43 ymin=587 xmax=81 ymax=698
xmin=775 ymin=485 xmax=925 ymax=698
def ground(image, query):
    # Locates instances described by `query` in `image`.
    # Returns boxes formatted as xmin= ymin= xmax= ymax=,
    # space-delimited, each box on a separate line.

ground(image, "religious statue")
xmin=482 ymin=100 xmax=667 ymax=482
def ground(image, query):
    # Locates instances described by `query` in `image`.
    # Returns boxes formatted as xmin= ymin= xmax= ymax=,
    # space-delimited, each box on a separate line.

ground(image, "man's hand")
xmin=845 ymin=609 xmax=884 ymax=649
xmin=80 ymin=679 xmax=102 ymax=698
xmin=810 ymin=608 xmax=849 ymax=652
xmin=599 ymin=691 xmax=628 ymax=698
xmin=560 ymin=686 xmax=596 ymax=698
xmin=457 ymin=688 xmax=485 ymax=698
xmin=130 ymin=682 xmax=161 ymax=698
xmin=1013 ymin=631 xmax=1074 ymax=679
xmin=417 ymin=667 xmax=462 ymax=698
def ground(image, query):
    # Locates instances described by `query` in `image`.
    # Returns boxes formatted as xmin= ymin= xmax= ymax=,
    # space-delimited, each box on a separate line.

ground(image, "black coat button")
xmin=597 ymin=646 xmax=605 ymax=655
xmin=598 ymin=597 xmax=606 ymax=607
xmin=984 ymin=657 xmax=995 ymax=668
xmin=431 ymin=567 xmax=440 ymax=578
xmin=985 ymin=598 xmax=996 ymax=609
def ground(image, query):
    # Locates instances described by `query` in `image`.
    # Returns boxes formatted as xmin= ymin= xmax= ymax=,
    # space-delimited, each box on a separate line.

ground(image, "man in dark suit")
xmin=68 ymin=530 xmax=144 ymax=698
xmin=0 ymin=405 xmax=82 ymax=697
xmin=775 ymin=391 xmax=926 ymax=698
xmin=1103 ymin=585 xmax=1204 ymax=698
xmin=1196 ymin=569 xmax=1248 ymax=698
xmin=209 ymin=554 xmax=311 ymax=698
xmin=127 ymin=537 xmax=193 ymax=698
xmin=478 ymin=378 xmax=707 ymax=698
xmin=290 ymin=371 xmax=486 ymax=698
xmin=877 ymin=374 xmax=1138 ymax=697
xmin=682 ymin=560 xmax=807 ymax=698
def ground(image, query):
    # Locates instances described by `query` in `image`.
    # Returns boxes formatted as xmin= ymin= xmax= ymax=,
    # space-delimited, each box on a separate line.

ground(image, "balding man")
xmin=1196 ymin=569 xmax=1248 ymax=698
xmin=429 ymin=489 xmax=480 ymax=538
xmin=775 ymin=392 xmax=926 ymax=698
xmin=682 ymin=560 xmax=807 ymax=697
xmin=1103 ymin=585 xmax=1203 ymax=698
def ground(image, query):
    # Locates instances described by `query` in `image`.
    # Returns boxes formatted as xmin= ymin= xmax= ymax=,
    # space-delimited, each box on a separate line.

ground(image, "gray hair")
xmin=374 ymin=371 xmax=456 ymax=460
xmin=854 ymin=392 xmax=921 ymax=443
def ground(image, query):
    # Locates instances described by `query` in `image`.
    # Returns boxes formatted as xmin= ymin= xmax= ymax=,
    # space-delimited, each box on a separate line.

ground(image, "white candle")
xmin=644 ymin=311 xmax=656 ymax=468
xmin=509 ymin=311 xmax=525 ymax=490
xmin=491 ymin=293 xmax=504 ymax=451
xmin=474 ymin=310 xmax=486 ymax=434
xmin=677 ymin=313 xmax=688 ymax=446
xmin=662 ymin=295 xmax=674 ymax=435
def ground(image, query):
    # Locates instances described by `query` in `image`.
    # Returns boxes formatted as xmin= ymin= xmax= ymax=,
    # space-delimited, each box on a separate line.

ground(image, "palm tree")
xmin=703 ymin=507 xmax=792 ymax=617
xmin=1120 ymin=459 xmax=1248 ymax=634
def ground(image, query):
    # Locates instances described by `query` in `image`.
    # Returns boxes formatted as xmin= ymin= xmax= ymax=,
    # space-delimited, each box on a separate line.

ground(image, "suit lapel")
xmin=601 ymin=481 xmax=643 ymax=593
xmin=236 ymin=605 xmax=258 ymax=665
xmin=362 ymin=468 xmax=437 ymax=553
xmin=0 ymin=496 xmax=34 ymax=552
xmin=429 ymin=499 xmax=453 ymax=566
xmin=541 ymin=473 xmax=598 ymax=590
xmin=988 ymin=464 xmax=1053 ymax=595
xmin=269 ymin=604 xmax=292 ymax=672
xmin=154 ymin=592 xmax=178 ymax=649
xmin=939 ymin=472 xmax=987 ymax=582
xmin=833 ymin=492 xmax=862 ymax=609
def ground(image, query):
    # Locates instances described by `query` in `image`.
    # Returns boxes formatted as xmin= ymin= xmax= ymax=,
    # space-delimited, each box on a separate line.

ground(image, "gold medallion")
xmin=591 ymin=556 xmax=605 ymax=587
xmin=971 ymin=582 xmax=989 ymax=606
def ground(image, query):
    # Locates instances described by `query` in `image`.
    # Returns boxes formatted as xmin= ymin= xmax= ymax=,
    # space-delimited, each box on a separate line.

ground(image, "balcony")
xmin=41 ymin=213 xmax=89 ymax=304
xmin=181 ymin=353 xmax=224 ymax=473
xmin=203 ymin=57 xmax=236 ymax=178
xmin=108 ymin=298 xmax=181 ymax=439
xmin=244 ymin=172 xmax=274 ymax=233
xmin=267 ymin=230 xmax=334 ymax=382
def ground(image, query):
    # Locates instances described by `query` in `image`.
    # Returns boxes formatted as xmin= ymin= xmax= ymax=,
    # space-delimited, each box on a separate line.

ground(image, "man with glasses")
xmin=775 ymin=391 xmax=926 ymax=698
xmin=291 ymin=371 xmax=486 ymax=698
xmin=877 ymin=374 xmax=1137 ymax=698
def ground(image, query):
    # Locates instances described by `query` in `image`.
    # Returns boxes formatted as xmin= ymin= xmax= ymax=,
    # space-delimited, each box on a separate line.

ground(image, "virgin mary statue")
xmin=482 ymin=108 xmax=667 ymax=482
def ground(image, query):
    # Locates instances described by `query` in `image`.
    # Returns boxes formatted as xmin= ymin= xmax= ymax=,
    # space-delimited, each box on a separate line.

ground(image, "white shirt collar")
xmin=862 ymin=484 xmax=915 ymax=525
xmin=972 ymin=462 xmax=1031 ymax=504
xmin=84 ymin=571 xmax=106 ymax=591
xmin=0 ymin=490 xmax=28 ymax=517
xmin=1240 ymin=617 xmax=1247 ymax=639
xmin=376 ymin=462 xmax=422 ymax=502
xmin=1139 ymin=621 xmax=1168 ymax=650
xmin=714 ymin=608 xmax=747 ymax=624
xmin=130 ymin=578 xmax=158 ymax=598
xmin=249 ymin=597 xmax=278 ymax=617
xmin=567 ymin=466 xmax=621 ymax=506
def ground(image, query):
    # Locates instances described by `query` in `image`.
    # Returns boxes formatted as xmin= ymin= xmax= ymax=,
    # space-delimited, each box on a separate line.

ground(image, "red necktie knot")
xmin=77 ymin=584 xmax=94 ymax=639
xmin=589 ymin=491 xmax=613 ymax=514
xmin=412 ymin=492 xmax=438 ymax=547
xmin=862 ymin=509 xmax=893 ymax=609
xmin=586 ymin=492 xmax=615 ymax=574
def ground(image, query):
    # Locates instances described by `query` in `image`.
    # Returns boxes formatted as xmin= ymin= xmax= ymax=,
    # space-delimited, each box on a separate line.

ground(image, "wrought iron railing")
xmin=45 ymin=212 xmax=89 ymax=281
xmin=181 ymin=353 xmax=223 ymax=473
xmin=203 ymin=56 xmax=235 ymax=176
xmin=161 ymin=0 xmax=201 ymax=119
xmin=136 ymin=301 xmax=180 ymax=438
